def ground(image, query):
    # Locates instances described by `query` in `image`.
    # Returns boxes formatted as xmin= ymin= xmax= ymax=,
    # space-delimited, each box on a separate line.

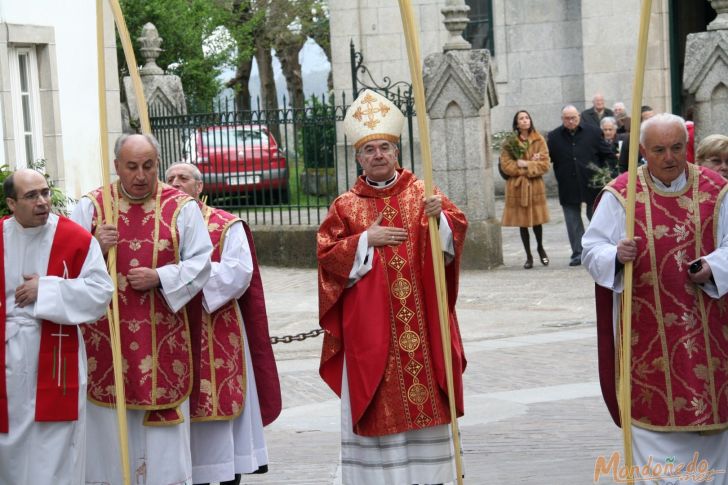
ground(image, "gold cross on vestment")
xmin=353 ymin=92 xmax=391 ymax=130
xmin=51 ymin=324 xmax=71 ymax=393
xmin=51 ymin=260 xmax=72 ymax=393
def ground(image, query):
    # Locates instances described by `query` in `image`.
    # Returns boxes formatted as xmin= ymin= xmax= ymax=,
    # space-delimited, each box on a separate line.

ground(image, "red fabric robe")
xmin=190 ymin=207 xmax=281 ymax=425
xmin=318 ymin=169 xmax=467 ymax=436
xmin=595 ymin=164 xmax=728 ymax=431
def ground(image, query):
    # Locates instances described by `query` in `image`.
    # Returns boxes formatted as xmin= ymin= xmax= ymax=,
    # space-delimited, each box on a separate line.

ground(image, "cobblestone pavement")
xmin=239 ymin=197 xmax=623 ymax=484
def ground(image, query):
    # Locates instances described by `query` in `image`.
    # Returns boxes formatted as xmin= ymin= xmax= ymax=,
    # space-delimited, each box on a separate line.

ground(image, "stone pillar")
xmin=122 ymin=23 xmax=187 ymax=124
xmin=424 ymin=41 xmax=501 ymax=268
xmin=122 ymin=23 xmax=188 ymax=164
xmin=683 ymin=2 xmax=728 ymax=143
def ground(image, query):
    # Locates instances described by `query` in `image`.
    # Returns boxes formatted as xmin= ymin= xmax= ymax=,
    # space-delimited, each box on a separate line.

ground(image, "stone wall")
xmin=490 ymin=0 xmax=672 ymax=133
xmin=330 ymin=0 xmax=675 ymax=136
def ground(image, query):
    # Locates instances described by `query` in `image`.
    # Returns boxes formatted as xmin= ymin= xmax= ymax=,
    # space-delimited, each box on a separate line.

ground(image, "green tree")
xmin=226 ymin=0 xmax=330 ymax=112
xmin=118 ymin=0 xmax=233 ymax=112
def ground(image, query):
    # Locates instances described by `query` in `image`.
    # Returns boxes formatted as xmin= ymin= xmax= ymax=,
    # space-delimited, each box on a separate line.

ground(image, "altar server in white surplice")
xmin=0 ymin=169 xmax=113 ymax=485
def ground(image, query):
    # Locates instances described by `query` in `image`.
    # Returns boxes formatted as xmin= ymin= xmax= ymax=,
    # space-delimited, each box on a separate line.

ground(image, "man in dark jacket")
xmin=581 ymin=93 xmax=614 ymax=128
xmin=547 ymin=105 xmax=617 ymax=266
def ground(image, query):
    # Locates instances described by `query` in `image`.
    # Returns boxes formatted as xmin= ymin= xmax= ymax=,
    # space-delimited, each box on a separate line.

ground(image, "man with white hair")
xmin=165 ymin=162 xmax=280 ymax=485
xmin=71 ymin=133 xmax=213 ymax=485
xmin=612 ymin=102 xmax=631 ymax=134
xmin=583 ymin=113 xmax=728 ymax=483
xmin=581 ymin=92 xmax=614 ymax=128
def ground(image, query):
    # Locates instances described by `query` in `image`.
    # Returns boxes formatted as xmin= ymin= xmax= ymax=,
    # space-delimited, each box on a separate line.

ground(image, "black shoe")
xmin=524 ymin=257 xmax=533 ymax=269
xmin=569 ymin=259 xmax=581 ymax=266
xmin=537 ymin=247 xmax=549 ymax=266
xmin=220 ymin=473 xmax=242 ymax=485
xmin=251 ymin=465 xmax=268 ymax=474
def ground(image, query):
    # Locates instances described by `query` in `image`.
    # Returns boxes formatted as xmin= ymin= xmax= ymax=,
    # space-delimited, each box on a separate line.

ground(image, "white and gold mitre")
xmin=344 ymin=89 xmax=404 ymax=150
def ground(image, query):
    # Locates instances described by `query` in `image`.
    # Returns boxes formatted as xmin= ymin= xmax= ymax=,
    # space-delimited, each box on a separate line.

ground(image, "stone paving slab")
xmin=236 ymin=198 xmax=624 ymax=484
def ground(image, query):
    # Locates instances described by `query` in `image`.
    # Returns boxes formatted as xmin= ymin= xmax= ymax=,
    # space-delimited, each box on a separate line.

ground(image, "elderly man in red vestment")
xmin=583 ymin=113 xmax=728 ymax=484
xmin=71 ymin=133 xmax=213 ymax=485
xmin=317 ymin=89 xmax=468 ymax=485
xmin=165 ymin=162 xmax=281 ymax=485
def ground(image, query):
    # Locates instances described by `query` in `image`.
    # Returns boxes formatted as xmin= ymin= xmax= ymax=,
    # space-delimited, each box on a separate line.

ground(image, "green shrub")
xmin=300 ymin=95 xmax=336 ymax=169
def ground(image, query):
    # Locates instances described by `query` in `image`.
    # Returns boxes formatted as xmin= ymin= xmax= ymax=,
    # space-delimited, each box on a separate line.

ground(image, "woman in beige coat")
xmin=500 ymin=110 xmax=551 ymax=269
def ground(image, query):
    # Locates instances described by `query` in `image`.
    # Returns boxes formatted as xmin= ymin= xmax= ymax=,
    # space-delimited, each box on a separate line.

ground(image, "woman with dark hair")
xmin=500 ymin=110 xmax=551 ymax=269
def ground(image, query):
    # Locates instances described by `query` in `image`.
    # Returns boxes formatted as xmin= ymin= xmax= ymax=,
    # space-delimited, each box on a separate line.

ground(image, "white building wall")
xmin=0 ymin=0 xmax=121 ymax=199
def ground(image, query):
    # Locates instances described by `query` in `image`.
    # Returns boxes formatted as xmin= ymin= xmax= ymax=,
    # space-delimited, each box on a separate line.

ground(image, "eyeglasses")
xmin=16 ymin=188 xmax=52 ymax=202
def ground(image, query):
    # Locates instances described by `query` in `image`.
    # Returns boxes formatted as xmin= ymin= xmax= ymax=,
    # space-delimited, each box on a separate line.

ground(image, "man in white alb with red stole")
xmin=71 ymin=134 xmax=212 ymax=485
xmin=317 ymin=89 xmax=468 ymax=485
xmin=0 ymin=169 xmax=113 ymax=484
xmin=165 ymin=162 xmax=281 ymax=485
xmin=583 ymin=113 xmax=728 ymax=483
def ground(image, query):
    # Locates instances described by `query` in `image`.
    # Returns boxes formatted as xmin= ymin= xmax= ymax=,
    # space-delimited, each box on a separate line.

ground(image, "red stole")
xmin=83 ymin=182 xmax=191 ymax=424
xmin=596 ymin=164 xmax=728 ymax=431
xmin=191 ymin=206 xmax=246 ymax=421
xmin=0 ymin=216 xmax=90 ymax=433
xmin=318 ymin=170 xmax=468 ymax=436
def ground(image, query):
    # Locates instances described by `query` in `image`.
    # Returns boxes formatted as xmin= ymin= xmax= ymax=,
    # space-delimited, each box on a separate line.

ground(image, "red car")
xmin=182 ymin=125 xmax=289 ymax=204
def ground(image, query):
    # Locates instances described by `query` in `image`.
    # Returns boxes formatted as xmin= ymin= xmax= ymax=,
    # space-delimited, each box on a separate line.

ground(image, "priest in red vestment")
xmin=71 ymin=134 xmax=213 ymax=485
xmin=317 ymin=89 xmax=468 ymax=485
xmin=165 ymin=162 xmax=281 ymax=485
xmin=583 ymin=113 xmax=728 ymax=484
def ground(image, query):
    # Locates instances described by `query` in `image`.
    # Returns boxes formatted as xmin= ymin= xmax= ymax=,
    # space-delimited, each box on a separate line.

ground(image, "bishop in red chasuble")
xmin=318 ymin=89 xmax=467 ymax=485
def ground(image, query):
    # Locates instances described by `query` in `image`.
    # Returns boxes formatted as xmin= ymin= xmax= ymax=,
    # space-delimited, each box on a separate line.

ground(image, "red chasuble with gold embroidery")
xmin=596 ymin=164 xmax=728 ymax=431
xmin=318 ymin=169 xmax=467 ymax=437
xmin=82 ymin=182 xmax=192 ymax=424
xmin=190 ymin=206 xmax=246 ymax=421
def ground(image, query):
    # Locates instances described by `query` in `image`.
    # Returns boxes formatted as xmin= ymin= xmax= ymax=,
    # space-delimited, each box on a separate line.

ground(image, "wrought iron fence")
xmin=150 ymin=95 xmax=346 ymax=225
xmin=150 ymin=90 xmax=417 ymax=226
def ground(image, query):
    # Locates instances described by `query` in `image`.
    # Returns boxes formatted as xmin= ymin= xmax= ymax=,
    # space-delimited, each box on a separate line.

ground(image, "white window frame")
xmin=8 ymin=45 xmax=44 ymax=169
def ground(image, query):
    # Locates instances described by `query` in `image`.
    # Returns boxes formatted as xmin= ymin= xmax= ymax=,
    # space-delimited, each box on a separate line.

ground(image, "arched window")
xmin=463 ymin=0 xmax=494 ymax=54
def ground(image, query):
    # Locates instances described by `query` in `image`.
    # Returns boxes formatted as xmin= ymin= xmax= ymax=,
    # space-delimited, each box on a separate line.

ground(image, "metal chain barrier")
xmin=270 ymin=328 xmax=324 ymax=344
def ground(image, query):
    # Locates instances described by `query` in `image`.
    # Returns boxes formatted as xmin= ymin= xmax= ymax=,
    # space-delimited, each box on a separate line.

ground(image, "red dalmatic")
xmin=596 ymin=164 xmax=728 ymax=431
xmin=83 ymin=182 xmax=192 ymax=425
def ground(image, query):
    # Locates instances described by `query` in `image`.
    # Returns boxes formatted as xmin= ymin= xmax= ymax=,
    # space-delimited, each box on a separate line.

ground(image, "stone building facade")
xmin=329 ymin=0 xmax=712 ymax=134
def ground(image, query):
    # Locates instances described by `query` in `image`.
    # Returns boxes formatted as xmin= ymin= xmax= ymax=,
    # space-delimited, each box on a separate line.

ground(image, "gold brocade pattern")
xmin=610 ymin=165 xmax=728 ymax=431
xmin=83 ymin=183 xmax=192 ymax=420
xmin=367 ymin=195 xmax=446 ymax=433
xmin=352 ymin=92 xmax=391 ymax=130
xmin=317 ymin=169 xmax=468 ymax=437
xmin=190 ymin=206 xmax=247 ymax=421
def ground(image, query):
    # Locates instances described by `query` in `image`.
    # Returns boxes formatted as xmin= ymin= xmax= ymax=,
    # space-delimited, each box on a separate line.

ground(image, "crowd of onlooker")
xmin=499 ymin=92 xmax=728 ymax=269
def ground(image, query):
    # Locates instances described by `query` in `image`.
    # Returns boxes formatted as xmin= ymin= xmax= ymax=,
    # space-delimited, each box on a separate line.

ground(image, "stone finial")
xmin=441 ymin=0 xmax=471 ymax=51
xmin=139 ymin=22 xmax=164 ymax=76
xmin=709 ymin=1 xmax=728 ymax=30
